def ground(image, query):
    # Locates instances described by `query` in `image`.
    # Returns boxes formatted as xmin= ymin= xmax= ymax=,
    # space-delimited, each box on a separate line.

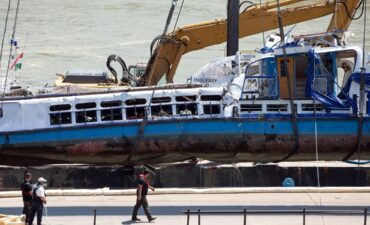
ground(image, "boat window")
xmin=50 ymin=112 xmax=72 ymax=125
xmin=152 ymin=97 xmax=171 ymax=104
xmin=201 ymin=95 xmax=222 ymax=101
xmin=176 ymin=103 xmax=198 ymax=116
xmin=76 ymin=102 xmax=96 ymax=109
xmin=101 ymin=100 xmax=122 ymax=108
xmin=76 ymin=110 xmax=97 ymax=123
xmin=175 ymin=96 xmax=196 ymax=102
xmin=203 ymin=104 xmax=221 ymax=115
xmin=301 ymin=104 xmax=324 ymax=112
xmin=101 ymin=108 xmax=123 ymax=121
xmin=125 ymin=98 xmax=147 ymax=105
xmin=126 ymin=107 xmax=146 ymax=120
xmin=151 ymin=105 xmax=173 ymax=117
xmin=50 ymin=104 xmax=71 ymax=111
xmin=240 ymin=104 xmax=262 ymax=112
xmin=267 ymin=104 xmax=288 ymax=112
xmin=245 ymin=60 xmax=260 ymax=76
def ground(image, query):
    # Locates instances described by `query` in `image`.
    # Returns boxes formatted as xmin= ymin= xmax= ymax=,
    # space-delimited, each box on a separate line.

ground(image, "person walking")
xmin=131 ymin=170 xmax=156 ymax=222
xmin=20 ymin=172 xmax=33 ymax=223
xmin=28 ymin=177 xmax=47 ymax=225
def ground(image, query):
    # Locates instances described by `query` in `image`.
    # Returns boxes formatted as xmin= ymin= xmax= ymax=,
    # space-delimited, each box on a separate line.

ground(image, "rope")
xmin=313 ymin=98 xmax=325 ymax=225
xmin=0 ymin=0 xmax=12 ymax=81
xmin=0 ymin=0 xmax=20 ymax=114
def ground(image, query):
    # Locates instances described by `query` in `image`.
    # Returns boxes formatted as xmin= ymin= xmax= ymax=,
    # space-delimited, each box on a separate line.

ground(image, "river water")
xmin=0 ymin=0 xmax=369 ymax=87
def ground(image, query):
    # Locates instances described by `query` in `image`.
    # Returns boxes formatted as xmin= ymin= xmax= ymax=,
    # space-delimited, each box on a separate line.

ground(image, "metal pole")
xmin=198 ymin=208 xmax=201 ymax=225
xmin=226 ymin=0 xmax=239 ymax=56
xmin=187 ymin=208 xmax=190 ymax=225
xmin=93 ymin=208 xmax=96 ymax=225
xmin=303 ymin=208 xmax=306 ymax=225
xmin=364 ymin=208 xmax=368 ymax=225
xmin=243 ymin=208 xmax=247 ymax=225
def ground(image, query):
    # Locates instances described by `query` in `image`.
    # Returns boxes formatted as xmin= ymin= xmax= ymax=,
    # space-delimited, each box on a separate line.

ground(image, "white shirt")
xmin=36 ymin=185 xmax=45 ymax=198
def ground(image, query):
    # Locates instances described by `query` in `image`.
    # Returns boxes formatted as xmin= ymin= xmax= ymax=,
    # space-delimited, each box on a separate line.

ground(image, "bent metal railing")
xmin=183 ymin=208 xmax=368 ymax=225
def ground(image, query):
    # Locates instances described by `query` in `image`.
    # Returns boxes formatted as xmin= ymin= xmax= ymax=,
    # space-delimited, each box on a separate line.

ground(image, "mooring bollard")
xmin=93 ymin=208 xmax=97 ymax=225
xmin=198 ymin=208 xmax=201 ymax=225
xmin=364 ymin=208 xmax=368 ymax=225
xmin=303 ymin=208 xmax=306 ymax=225
xmin=187 ymin=208 xmax=190 ymax=225
xmin=243 ymin=208 xmax=247 ymax=225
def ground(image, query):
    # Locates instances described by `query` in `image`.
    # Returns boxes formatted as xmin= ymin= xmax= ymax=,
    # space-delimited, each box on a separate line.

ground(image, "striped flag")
xmin=9 ymin=52 xmax=23 ymax=71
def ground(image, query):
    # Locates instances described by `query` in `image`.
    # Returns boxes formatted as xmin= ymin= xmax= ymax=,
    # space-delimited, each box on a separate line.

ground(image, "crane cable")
xmin=0 ymin=0 xmax=12 ymax=84
xmin=273 ymin=0 xmax=300 ymax=163
xmin=124 ymin=0 xmax=179 ymax=164
xmin=0 ymin=0 xmax=20 ymax=117
xmin=344 ymin=0 xmax=368 ymax=164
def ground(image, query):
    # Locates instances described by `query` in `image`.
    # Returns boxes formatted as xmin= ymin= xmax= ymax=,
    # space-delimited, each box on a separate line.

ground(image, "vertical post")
xmin=303 ymin=208 xmax=306 ymax=225
xmin=93 ymin=208 xmax=97 ymax=225
xmin=227 ymin=0 xmax=239 ymax=56
xmin=187 ymin=209 xmax=190 ymax=225
xmin=198 ymin=208 xmax=201 ymax=225
xmin=364 ymin=208 xmax=368 ymax=225
xmin=243 ymin=208 xmax=247 ymax=225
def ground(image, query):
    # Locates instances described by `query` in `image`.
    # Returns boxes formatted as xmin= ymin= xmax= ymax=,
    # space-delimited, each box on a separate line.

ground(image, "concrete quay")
xmin=0 ymin=191 xmax=369 ymax=225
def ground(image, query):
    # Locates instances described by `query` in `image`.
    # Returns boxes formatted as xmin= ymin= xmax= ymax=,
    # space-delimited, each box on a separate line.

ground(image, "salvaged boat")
xmin=0 ymin=0 xmax=368 ymax=165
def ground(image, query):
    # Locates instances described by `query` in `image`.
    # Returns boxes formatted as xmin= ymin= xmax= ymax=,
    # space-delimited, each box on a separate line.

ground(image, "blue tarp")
xmin=305 ymin=49 xmax=357 ymax=110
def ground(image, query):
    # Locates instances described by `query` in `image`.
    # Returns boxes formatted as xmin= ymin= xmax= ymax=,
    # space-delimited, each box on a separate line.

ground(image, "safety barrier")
xmin=183 ymin=208 xmax=368 ymax=225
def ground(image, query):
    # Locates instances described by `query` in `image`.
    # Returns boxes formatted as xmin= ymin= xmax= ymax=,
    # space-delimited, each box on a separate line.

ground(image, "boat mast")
xmin=227 ymin=0 xmax=239 ymax=56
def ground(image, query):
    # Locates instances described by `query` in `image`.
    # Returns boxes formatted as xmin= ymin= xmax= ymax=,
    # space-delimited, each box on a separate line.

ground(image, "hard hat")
xmin=38 ymin=177 xmax=47 ymax=183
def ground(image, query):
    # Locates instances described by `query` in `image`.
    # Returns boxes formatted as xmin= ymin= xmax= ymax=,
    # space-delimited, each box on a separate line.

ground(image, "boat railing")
xmin=183 ymin=208 xmax=369 ymax=225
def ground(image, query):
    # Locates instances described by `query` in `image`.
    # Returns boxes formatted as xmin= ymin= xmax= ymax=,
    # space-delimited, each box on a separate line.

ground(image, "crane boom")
xmin=143 ymin=0 xmax=360 ymax=86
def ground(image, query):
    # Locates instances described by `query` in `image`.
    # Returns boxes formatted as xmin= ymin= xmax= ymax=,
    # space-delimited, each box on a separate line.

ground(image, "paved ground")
xmin=0 ymin=192 xmax=369 ymax=225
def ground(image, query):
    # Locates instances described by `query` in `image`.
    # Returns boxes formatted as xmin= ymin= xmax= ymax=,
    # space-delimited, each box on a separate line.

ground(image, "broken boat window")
xmin=267 ymin=104 xmax=288 ymax=112
xmin=50 ymin=104 xmax=71 ymax=111
xmin=50 ymin=112 xmax=72 ymax=125
xmin=240 ymin=104 xmax=262 ymax=112
xmin=175 ymin=96 xmax=196 ymax=102
xmin=152 ymin=97 xmax=171 ymax=104
xmin=200 ymin=95 xmax=222 ymax=101
xmin=151 ymin=105 xmax=173 ymax=117
xmin=76 ymin=102 xmax=96 ymax=109
xmin=125 ymin=98 xmax=146 ymax=105
xmin=126 ymin=107 xmax=146 ymax=120
xmin=101 ymin=100 xmax=122 ymax=108
xmin=101 ymin=108 xmax=123 ymax=121
xmin=176 ymin=103 xmax=198 ymax=116
xmin=301 ymin=104 xmax=324 ymax=112
xmin=76 ymin=110 xmax=97 ymax=123
xmin=203 ymin=104 xmax=221 ymax=115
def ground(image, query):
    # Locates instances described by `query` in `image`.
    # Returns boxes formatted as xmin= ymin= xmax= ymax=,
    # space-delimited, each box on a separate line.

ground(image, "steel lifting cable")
xmin=273 ymin=0 xmax=300 ymax=163
xmin=343 ymin=0 xmax=367 ymax=162
xmin=0 ymin=0 xmax=20 ymax=117
xmin=0 ymin=0 xmax=12 ymax=81
xmin=124 ymin=0 xmax=179 ymax=164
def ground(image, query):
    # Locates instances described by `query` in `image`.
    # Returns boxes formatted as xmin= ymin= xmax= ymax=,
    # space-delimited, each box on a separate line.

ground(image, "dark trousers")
xmin=28 ymin=204 xmax=43 ymax=225
xmin=132 ymin=196 xmax=152 ymax=220
xmin=22 ymin=200 xmax=32 ymax=223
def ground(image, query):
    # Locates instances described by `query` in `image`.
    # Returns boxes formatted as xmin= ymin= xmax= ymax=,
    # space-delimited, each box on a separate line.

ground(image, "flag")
xmin=9 ymin=52 xmax=23 ymax=70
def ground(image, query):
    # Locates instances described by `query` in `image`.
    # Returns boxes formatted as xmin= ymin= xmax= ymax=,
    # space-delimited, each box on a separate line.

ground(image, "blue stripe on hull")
xmin=1 ymin=118 xmax=369 ymax=146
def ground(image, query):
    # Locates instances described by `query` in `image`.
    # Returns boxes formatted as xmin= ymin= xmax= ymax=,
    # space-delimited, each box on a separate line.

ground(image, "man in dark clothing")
xmin=20 ymin=172 xmax=33 ymax=223
xmin=28 ymin=177 xmax=47 ymax=225
xmin=131 ymin=170 xmax=156 ymax=222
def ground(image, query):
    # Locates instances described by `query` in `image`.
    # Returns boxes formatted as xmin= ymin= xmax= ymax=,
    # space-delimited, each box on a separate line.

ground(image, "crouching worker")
xmin=28 ymin=177 xmax=47 ymax=225
xmin=131 ymin=170 xmax=156 ymax=222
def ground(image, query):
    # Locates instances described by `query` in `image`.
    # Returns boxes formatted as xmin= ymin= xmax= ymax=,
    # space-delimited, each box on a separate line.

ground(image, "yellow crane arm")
xmin=144 ymin=0 xmax=359 ymax=86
